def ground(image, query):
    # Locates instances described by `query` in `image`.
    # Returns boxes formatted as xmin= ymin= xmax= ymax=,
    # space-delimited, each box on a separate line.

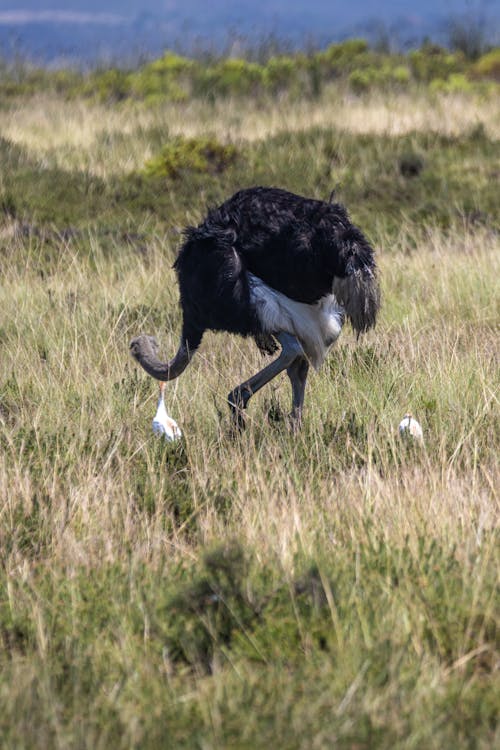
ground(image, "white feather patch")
xmin=153 ymin=392 xmax=182 ymax=441
xmin=398 ymin=414 xmax=424 ymax=443
xmin=248 ymin=273 xmax=344 ymax=369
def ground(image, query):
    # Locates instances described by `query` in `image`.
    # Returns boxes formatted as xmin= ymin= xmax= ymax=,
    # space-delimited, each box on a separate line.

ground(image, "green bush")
xmin=429 ymin=73 xmax=473 ymax=94
xmin=196 ymin=58 xmax=265 ymax=98
xmin=148 ymin=51 xmax=195 ymax=76
xmin=88 ymin=68 xmax=131 ymax=103
xmin=144 ymin=136 xmax=239 ymax=179
xmin=391 ymin=65 xmax=411 ymax=85
xmin=349 ymin=66 xmax=394 ymax=93
xmin=348 ymin=69 xmax=374 ymax=93
xmin=129 ymin=72 xmax=189 ymax=102
xmin=399 ymin=151 xmax=425 ymax=177
xmin=48 ymin=69 xmax=81 ymax=96
xmin=319 ymin=39 xmax=369 ymax=70
xmin=347 ymin=62 xmax=410 ymax=93
xmin=263 ymin=56 xmax=297 ymax=94
xmin=473 ymin=48 xmax=500 ymax=81
xmin=409 ymin=44 xmax=465 ymax=82
xmin=128 ymin=51 xmax=195 ymax=101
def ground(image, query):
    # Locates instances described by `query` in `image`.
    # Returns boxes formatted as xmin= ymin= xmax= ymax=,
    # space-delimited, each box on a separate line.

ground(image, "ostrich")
xmin=130 ymin=187 xmax=380 ymax=430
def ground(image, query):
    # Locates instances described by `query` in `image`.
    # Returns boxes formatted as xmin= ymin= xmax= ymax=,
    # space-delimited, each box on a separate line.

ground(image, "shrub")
xmin=88 ymin=68 xmax=131 ymax=103
xmin=307 ymin=56 xmax=323 ymax=97
xmin=263 ymin=56 xmax=297 ymax=94
xmin=320 ymin=39 xmax=369 ymax=69
xmin=429 ymin=73 xmax=473 ymax=94
xmin=348 ymin=68 xmax=382 ymax=93
xmin=165 ymin=542 xmax=257 ymax=670
xmin=129 ymin=72 xmax=189 ymax=102
xmin=51 ymin=69 xmax=82 ymax=96
xmin=144 ymin=136 xmax=239 ymax=179
xmin=196 ymin=58 xmax=265 ymax=97
xmin=148 ymin=51 xmax=195 ymax=76
xmin=473 ymin=49 xmax=500 ymax=81
xmin=316 ymin=40 xmax=376 ymax=86
xmin=409 ymin=44 xmax=464 ymax=82
xmin=391 ymin=65 xmax=411 ymax=86
xmin=399 ymin=152 xmax=425 ymax=177
xmin=128 ymin=51 xmax=195 ymax=101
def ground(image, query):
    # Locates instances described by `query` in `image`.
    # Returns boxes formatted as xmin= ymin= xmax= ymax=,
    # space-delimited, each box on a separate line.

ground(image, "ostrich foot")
xmin=228 ymin=386 xmax=252 ymax=432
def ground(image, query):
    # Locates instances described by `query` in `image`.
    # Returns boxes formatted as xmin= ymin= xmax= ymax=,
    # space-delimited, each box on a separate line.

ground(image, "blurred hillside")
xmin=0 ymin=0 xmax=498 ymax=64
xmin=1 ymin=38 xmax=499 ymax=104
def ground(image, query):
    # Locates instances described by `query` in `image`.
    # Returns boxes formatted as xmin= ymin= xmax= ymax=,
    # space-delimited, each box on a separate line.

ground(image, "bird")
xmin=398 ymin=413 xmax=424 ymax=443
xmin=130 ymin=186 xmax=380 ymax=431
xmin=152 ymin=381 xmax=182 ymax=441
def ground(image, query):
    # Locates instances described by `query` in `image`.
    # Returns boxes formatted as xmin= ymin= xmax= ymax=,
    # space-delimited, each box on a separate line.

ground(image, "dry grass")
xmin=1 ymin=87 xmax=499 ymax=177
xmin=1 ymin=226 xmax=498 ymax=568
xmin=0 ymin=89 xmax=499 ymax=748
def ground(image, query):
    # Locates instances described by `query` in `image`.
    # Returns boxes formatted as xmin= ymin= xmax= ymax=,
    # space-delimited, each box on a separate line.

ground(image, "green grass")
xmin=0 ymin=85 xmax=499 ymax=748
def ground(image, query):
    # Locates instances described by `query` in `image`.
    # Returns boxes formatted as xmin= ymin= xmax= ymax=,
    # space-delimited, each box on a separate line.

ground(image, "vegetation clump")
xmin=473 ymin=48 xmax=500 ymax=80
xmin=409 ymin=43 xmax=465 ymax=82
xmin=144 ymin=136 xmax=240 ymax=179
xmin=399 ymin=151 xmax=425 ymax=177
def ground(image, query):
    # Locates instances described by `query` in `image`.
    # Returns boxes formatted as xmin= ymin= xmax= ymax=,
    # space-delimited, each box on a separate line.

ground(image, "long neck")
xmin=131 ymin=336 xmax=192 ymax=381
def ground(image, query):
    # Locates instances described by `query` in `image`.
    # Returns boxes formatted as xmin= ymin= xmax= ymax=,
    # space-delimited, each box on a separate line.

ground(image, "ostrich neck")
xmin=133 ymin=338 xmax=191 ymax=381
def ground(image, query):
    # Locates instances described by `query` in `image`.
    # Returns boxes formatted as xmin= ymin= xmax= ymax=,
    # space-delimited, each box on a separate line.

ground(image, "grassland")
xmin=0 ymin=76 xmax=499 ymax=748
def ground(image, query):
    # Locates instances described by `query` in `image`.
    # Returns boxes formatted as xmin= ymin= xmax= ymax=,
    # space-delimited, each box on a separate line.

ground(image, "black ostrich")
xmin=130 ymin=187 xmax=380 ymax=430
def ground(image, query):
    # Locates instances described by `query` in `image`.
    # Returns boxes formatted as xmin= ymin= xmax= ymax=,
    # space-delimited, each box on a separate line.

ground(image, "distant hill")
xmin=0 ymin=1 xmax=498 ymax=65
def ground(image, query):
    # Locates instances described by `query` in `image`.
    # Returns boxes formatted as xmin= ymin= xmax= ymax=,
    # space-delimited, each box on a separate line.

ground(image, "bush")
xmin=347 ymin=62 xmax=410 ymax=93
xmin=128 ymin=51 xmax=195 ymax=101
xmin=320 ymin=39 xmax=369 ymax=70
xmin=196 ymin=58 xmax=265 ymax=98
xmin=409 ymin=44 xmax=465 ymax=82
xmin=88 ymin=68 xmax=131 ymax=103
xmin=144 ymin=136 xmax=239 ymax=179
xmin=391 ymin=65 xmax=411 ymax=86
xmin=263 ymin=56 xmax=297 ymax=94
xmin=148 ymin=51 xmax=195 ymax=76
xmin=399 ymin=152 xmax=425 ymax=177
xmin=473 ymin=49 xmax=500 ymax=81
xmin=348 ymin=69 xmax=374 ymax=93
xmin=429 ymin=73 xmax=473 ymax=94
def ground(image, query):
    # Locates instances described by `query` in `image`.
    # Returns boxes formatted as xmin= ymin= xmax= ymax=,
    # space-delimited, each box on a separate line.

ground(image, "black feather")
xmin=173 ymin=187 xmax=380 ymax=353
xmin=253 ymin=333 xmax=279 ymax=355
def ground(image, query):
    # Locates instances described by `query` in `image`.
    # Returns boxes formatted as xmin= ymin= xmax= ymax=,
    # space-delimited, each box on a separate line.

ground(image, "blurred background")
xmin=1 ymin=1 xmax=499 ymax=65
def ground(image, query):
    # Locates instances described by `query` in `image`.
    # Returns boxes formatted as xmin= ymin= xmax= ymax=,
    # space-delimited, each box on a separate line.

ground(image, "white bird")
xmin=152 ymin=382 xmax=182 ymax=441
xmin=398 ymin=413 xmax=424 ymax=443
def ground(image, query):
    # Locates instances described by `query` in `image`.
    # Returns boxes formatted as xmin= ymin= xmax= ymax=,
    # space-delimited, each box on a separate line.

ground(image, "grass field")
xmin=0 ymin=82 xmax=499 ymax=748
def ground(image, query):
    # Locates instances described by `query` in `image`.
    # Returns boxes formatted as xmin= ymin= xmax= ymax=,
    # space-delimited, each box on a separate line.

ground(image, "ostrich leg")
xmin=228 ymin=332 xmax=304 ymax=430
xmin=286 ymin=356 xmax=309 ymax=431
